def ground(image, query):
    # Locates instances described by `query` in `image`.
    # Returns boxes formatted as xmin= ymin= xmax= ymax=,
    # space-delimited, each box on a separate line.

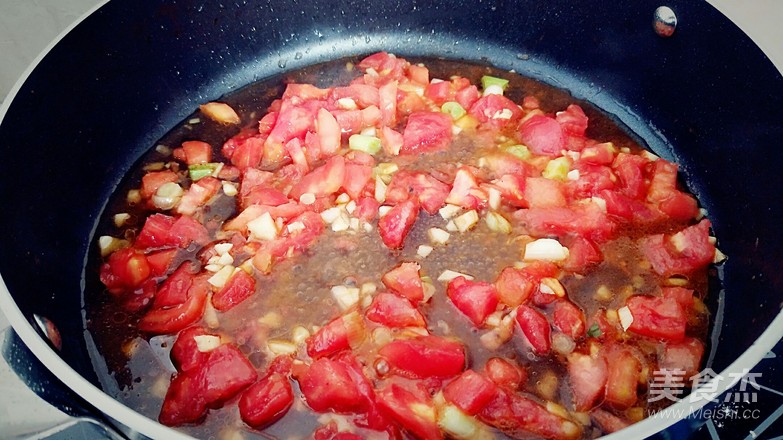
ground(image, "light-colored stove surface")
xmin=0 ymin=1 xmax=782 ymax=439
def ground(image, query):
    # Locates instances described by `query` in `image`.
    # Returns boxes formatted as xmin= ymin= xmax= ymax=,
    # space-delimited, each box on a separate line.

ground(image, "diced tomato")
xmin=484 ymin=357 xmax=527 ymax=391
xmin=222 ymin=128 xmax=267 ymax=169
xmin=658 ymin=191 xmax=699 ymax=221
xmin=177 ymin=176 xmax=221 ymax=216
xmin=380 ymin=126 xmax=404 ymax=155
xmin=306 ymin=315 xmax=354 ymax=359
xmin=316 ymin=108 xmax=341 ymax=156
xmin=494 ymin=262 xmax=558 ymax=307
xmin=99 ymin=248 xmax=151 ymax=293
xmin=591 ymin=409 xmax=630 ymax=434
xmin=455 ymin=85 xmax=480 ymax=110
xmin=159 ymin=370 xmax=208 ymax=426
xmin=662 ymin=286 xmax=695 ymax=310
xmin=146 ymin=248 xmax=177 ymax=277
xmin=354 ymin=197 xmax=380 ymax=222
xmin=153 ymin=262 xmax=196 ymax=308
xmin=517 ymin=115 xmax=564 ymax=156
xmin=479 ymin=388 xmax=581 ymax=440
xmin=625 ymin=295 xmax=686 ymax=341
xmin=264 ymin=101 xmax=320 ymax=167
xmin=556 ymin=105 xmax=589 ymax=139
xmin=358 ymin=52 xmax=408 ymax=85
xmin=284 ymin=138 xmax=309 ymax=172
xmin=381 ymin=261 xmax=425 ymax=302
xmin=646 ymin=160 xmax=678 ymax=203
xmin=407 ymin=64 xmax=429 ymax=85
xmin=170 ymin=326 xmax=211 ymax=372
xmin=446 ymin=167 xmax=486 ymax=209
xmin=331 ymin=84 xmax=380 ymax=108
xmin=604 ymin=346 xmax=641 ymax=409
xmin=553 ymin=301 xmax=586 ymax=339
xmin=341 ymin=163 xmax=373 ymax=200
xmin=136 ymin=214 xmax=209 ymax=250
xmin=202 ymin=344 xmax=259 ymax=405
xmin=283 ymin=83 xmax=331 ymax=101
xmin=446 ymin=276 xmax=499 ymax=326
xmin=138 ymin=273 xmax=209 ymax=334
xmin=385 ymin=171 xmax=450 ymax=214
xmin=481 ymin=153 xmax=534 ymax=178
xmin=396 ymin=91 xmax=428 ymax=116
xmin=469 ymin=94 xmax=523 ymax=129
xmin=488 ymin=174 xmax=527 ymax=207
xmin=424 ymin=80 xmax=452 ymax=104
xmin=141 ymin=170 xmax=179 ymax=199
xmin=378 ymin=81 xmax=398 ymax=127
xmin=289 ymin=155 xmax=346 ymax=200
xmin=212 ymin=269 xmax=256 ymax=312
xmin=297 ymin=357 xmax=365 ymax=413
xmin=659 ymin=337 xmax=704 ymax=379
xmin=567 ymin=352 xmax=608 ymax=411
xmin=180 ymin=140 xmax=212 ymax=165
xmin=376 ymin=381 xmax=443 ymax=440
xmin=443 ymin=370 xmax=497 ymax=415
xmin=641 ymin=220 xmax=715 ymax=276
xmin=561 ymin=236 xmax=603 ymax=274
xmin=379 ymin=335 xmax=465 ymax=378
xmin=566 ymin=163 xmax=615 ymax=200
xmin=579 ymin=142 xmax=616 ymax=165
xmin=613 ymin=153 xmax=649 ymax=200
xmin=524 ymin=177 xmax=566 ymax=208
xmin=314 ymin=422 xmax=367 ymax=440
xmin=400 ymin=112 xmax=453 ymax=154
xmin=365 ymin=293 xmax=426 ymax=327
xmin=378 ymin=199 xmax=419 ymax=249
xmin=224 ymin=203 xmax=310 ymax=233
xmin=514 ymin=202 xmax=616 ymax=243
xmin=243 ymin=186 xmax=290 ymax=207
xmin=515 ymin=305 xmax=551 ymax=355
xmin=239 ymin=372 xmax=293 ymax=429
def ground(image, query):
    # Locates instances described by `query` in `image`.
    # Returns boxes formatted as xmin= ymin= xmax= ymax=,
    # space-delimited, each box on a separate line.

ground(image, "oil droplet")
xmin=294 ymin=52 xmax=303 ymax=60
xmin=278 ymin=59 xmax=287 ymax=68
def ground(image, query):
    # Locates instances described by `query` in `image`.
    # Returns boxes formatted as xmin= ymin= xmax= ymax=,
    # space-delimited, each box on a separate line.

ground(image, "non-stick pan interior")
xmin=1 ymin=0 xmax=782 ymax=436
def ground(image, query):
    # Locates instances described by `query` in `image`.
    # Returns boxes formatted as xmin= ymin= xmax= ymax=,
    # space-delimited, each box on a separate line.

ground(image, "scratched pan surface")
xmin=0 ymin=1 xmax=782 ymax=438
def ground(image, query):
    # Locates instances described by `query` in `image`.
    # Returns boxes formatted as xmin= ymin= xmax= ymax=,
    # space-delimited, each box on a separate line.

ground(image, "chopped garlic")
xmin=335 ymin=193 xmax=351 ymax=204
xmin=152 ymin=182 xmax=184 ymax=210
xmin=438 ymin=270 xmax=475 ymax=282
xmin=439 ymin=204 xmax=462 ymax=219
xmin=208 ymin=265 xmax=235 ymax=288
xmin=331 ymin=285 xmax=360 ymax=310
xmin=214 ymin=242 xmax=233 ymax=255
xmin=375 ymin=162 xmax=399 ymax=176
xmin=299 ymin=193 xmax=316 ymax=205
xmin=524 ymin=238 xmax=569 ymax=261
xmin=445 ymin=220 xmax=458 ymax=232
xmin=438 ymin=404 xmax=492 ymax=440
xmin=194 ymin=335 xmax=222 ymax=352
xmin=267 ymin=340 xmax=298 ymax=356
xmin=488 ymin=188 xmax=501 ymax=210
xmin=591 ymin=196 xmax=607 ymax=212
xmin=291 ymin=326 xmax=311 ymax=345
xmin=485 ymin=212 xmax=512 ymax=234
xmin=113 ymin=213 xmax=131 ymax=228
xmin=483 ymin=84 xmax=504 ymax=96
xmin=258 ymin=311 xmax=283 ymax=328
xmin=378 ymin=206 xmax=392 ymax=217
xmin=331 ymin=211 xmax=351 ymax=232
xmin=360 ymin=282 xmax=377 ymax=296
xmin=567 ymin=169 xmax=581 ymax=181
xmin=320 ymin=207 xmax=342 ymax=223
xmin=217 ymin=252 xmax=234 ymax=266
xmin=287 ymin=221 xmax=306 ymax=234
xmin=199 ymin=102 xmax=240 ymax=124
xmin=714 ymin=247 xmax=727 ymax=264
xmin=618 ymin=306 xmax=634 ymax=331
xmin=98 ymin=236 xmax=129 ymax=257
xmin=374 ymin=176 xmax=387 ymax=203
xmin=345 ymin=200 xmax=357 ymax=214
xmin=417 ymin=245 xmax=434 ymax=258
xmin=336 ymin=97 xmax=358 ymax=110
xmin=222 ymin=182 xmax=238 ymax=197
xmin=454 ymin=210 xmax=479 ymax=232
xmin=204 ymin=264 xmax=223 ymax=273
xmin=247 ymin=212 xmax=278 ymax=240
xmin=127 ymin=189 xmax=142 ymax=205
xmin=427 ymin=227 xmax=451 ymax=245
xmin=349 ymin=217 xmax=360 ymax=231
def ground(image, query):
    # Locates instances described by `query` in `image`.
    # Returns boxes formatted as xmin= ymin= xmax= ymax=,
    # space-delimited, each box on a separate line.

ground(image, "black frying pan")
xmin=1 ymin=1 xmax=783 ymax=438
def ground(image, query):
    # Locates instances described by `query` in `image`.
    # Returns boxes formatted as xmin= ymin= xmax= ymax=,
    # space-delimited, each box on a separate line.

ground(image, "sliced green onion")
xmin=189 ymin=163 xmax=220 ymax=181
xmin=441 ymin=102 xmax=466 ymax=121
xmin=501 ymin=144 xmax=531 ymax=160
xmin=587 ymin=323 xmax=603 ymax=338
xmin=348 ymin=134 xmax=382 ymax=155
xmin=542 ymin=157 xmax=571 ymax=181
xmin=481 ymin=75 xmax=509 ymax=91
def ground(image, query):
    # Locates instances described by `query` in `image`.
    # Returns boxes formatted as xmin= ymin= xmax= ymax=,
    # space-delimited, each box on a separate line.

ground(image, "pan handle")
xmin=0 ymin=327 xmax=127 ymax=440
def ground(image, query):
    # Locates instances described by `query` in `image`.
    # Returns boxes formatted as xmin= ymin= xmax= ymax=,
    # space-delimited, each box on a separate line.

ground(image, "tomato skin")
xmin=553 ymin=300 xmax=586 ymax=339
xmin=515 ymin=305 xmax=551 ymax=355
xmin=152 ymin=262 xmax=196 ymax=308
xmin=484 ymin=357 xmax=527 ymax=391
xmin=376 ymin=381 xmax=444 ymax=440
xmin=517 ymin=115 xmax=565 ymax=156
xmin=212 ymin=269 xmax=256 ymax=312
xmin=567 ymin=352 xmax=608 ymax=411
xmin=239 ymin=373 xmax=293 ymax=429
xmin=181 ymin=140 xmax=212 ymax=165
xmin=365 ymin=293 xmax=425 ymax=327
xmin=203 ymin=344 xmax=259 ymax=405
xmin=626 ymin=295 xmax=686 ymax=341
xmin=378 ymin=199 xmax=419 ymax=249
xmin=401 ymin=112 xmax=453 ymax=154
xmin=379 ymin=335 xmax=465 ymax=379
xmin=443 ymin=370 xmax=497 ymax=415
xmin=100 ymin=248 xmax=151 ymax=293
xmin=297 ymin=357 xmax=365 ymax=413
xmin=159 ymin=369 xmax=208 ymax=426
xmin=556 ymin=104 xmax=589 ymax=138
xmin=138 ymin=273 xmax=209 ymax=334
xmin=446 ymin=276 xmax=499 ymax=326
xmin=145 ymin=248 xmax=177 ymax=277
